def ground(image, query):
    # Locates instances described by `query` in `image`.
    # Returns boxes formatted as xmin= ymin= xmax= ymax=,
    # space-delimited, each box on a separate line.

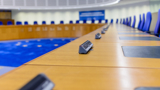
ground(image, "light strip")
xmin=0 ymin=0 xmax=121 ymax=10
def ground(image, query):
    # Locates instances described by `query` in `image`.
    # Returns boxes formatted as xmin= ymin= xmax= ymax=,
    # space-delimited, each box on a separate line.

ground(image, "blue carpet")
xmin=0 ymin=38 xmax=76 ymax=67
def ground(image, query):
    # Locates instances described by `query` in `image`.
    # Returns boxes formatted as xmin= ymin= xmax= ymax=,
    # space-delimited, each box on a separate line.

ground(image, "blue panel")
xmin=79 ymin=10 xmax=105 ymax=21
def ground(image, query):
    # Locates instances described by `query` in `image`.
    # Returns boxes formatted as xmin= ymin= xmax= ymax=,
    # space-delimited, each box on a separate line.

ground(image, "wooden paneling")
xmin=0 ymin=19 xmax=15 ymax=25
xmin=0 ymin=24 xmax=105 ymax=41
xmin=0 ymin=11 xmax=11 ymax=19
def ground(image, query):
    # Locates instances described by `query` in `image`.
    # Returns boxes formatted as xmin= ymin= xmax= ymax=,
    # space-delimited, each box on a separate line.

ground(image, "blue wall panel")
xmin=79 ymin=10 xmax=105 ymax=21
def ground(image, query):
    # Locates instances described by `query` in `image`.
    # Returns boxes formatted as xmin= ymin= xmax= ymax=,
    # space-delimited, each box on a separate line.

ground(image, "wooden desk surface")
xmin=1 ymin=65 xmax=160 ymax=90
xmin=25 ymin=24 xmax=160 ymax=68
xmin=0 ymin=24 xmax=160 ymax=90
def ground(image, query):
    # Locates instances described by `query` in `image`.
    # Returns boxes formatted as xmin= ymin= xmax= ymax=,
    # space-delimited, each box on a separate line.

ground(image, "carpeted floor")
xmin=0 ymin=38 xmax=76 ymax=67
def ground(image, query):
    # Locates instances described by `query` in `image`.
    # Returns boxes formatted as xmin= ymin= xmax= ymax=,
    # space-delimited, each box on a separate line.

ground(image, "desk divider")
xmin=0 ymin=24 xmax=105 ymax=41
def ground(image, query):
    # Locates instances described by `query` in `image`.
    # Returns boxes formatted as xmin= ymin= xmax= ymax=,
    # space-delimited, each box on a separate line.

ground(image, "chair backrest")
xmin=92 ymin=20 xmax=95 ymax=23
xmin=24 ymin=21 xmax=28 ymax=25
xmin=105 ymin=19 xmax=108 ymax=23
xmin=83 ymin=20 xmax=86 ymax=24
xmin=128 ymin=17 xmax=132 ymax=26
xmin=111 ymin=19 xmax=113 ymax=23
xmin=99 ymin=19 xmax=102 ymax=23
xmin=138 ymin=15 xmax=142 ymax=29
xmin=51 ymin=21 xmax=55 ymax=24
xmin=132 ymin=16 xmax=136 ymax=28
xmin=42 ymin=21 xmax=46 ymax=24
xmin=0 ymin=21 xmax=3 ymax=25
xmin=126 ymin=18 xmax=128 ymax=25
xmin=120 ymin=19 xmax=122 ymax=24
xmin=60 ymin=21 xmax=64 ymax=24
xmin=34 ymin=21 xmax=38 ymax=25
xmin=123 ymin=19 xmax=125 ymax=24
xmin=7 ymin=21 xmax=13 ymax=25
xmin=16 ymin=21 xmax=22 ymax=25
xmin=116 ymin=19 xmax=118 ymax=24
xmin=76 ymin=20 xmax=79 ymax=24
xmin=154 ymin=9 xmax=160 ymax=35
xmin=142 ymin=12 xmax=152 ymax=32
xmin=69 ymin=21 xmax=73 ymax=24
xmin=139 ymin=13 xmax=145 ymax=30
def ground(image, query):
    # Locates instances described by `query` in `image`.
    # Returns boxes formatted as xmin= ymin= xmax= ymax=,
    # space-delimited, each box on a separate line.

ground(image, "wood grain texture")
xmin=0 ymin=24 xmax=105 ymax=41
xmin=1 ymin=65 xmax=160 ymax=90
xmin=0 ymin=24 xmax=160 ymax=90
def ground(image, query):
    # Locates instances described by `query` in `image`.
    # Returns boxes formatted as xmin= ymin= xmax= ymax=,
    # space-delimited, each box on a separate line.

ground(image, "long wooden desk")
xmin=0 ymin=24 xmax=160 ymax=90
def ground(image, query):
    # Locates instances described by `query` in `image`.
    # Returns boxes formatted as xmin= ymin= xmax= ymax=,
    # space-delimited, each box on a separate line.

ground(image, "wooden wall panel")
xmin=48 ymin=25 xmax=57 ymax=38
xmin=0 ymin=24 xmax=106 ymax=41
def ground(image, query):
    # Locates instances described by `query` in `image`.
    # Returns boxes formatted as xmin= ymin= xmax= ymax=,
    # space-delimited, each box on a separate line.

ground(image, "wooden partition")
xmin=0 ymin=23 xmax=105 ymax=41
xmin=0 ymin=19 xmax=14 ymax=25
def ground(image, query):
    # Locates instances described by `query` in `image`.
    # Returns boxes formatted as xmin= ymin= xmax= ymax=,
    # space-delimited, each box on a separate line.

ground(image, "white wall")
xmin=12 ymin=10 xmax=79 ymax=25
xmin=149 ymin=0 xmax=160 ymax=13
xmin=105 ymin=1 xmax=150 ymax=28
xmin=12 ymin=1 xmax=151 ymax=28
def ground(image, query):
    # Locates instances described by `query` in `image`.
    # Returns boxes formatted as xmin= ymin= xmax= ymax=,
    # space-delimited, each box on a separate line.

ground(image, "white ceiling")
xmin=0 ymin=0 xmax=150 ymax=10
xmin=0 ymin=0 xmax=120 ymax=10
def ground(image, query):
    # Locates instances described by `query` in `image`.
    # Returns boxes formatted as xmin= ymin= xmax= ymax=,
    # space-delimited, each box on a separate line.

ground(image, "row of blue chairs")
xmin=119 ymin=9 xmax=160 ymax=37
xmin=1 ymin=19 xmax=113 ymax=25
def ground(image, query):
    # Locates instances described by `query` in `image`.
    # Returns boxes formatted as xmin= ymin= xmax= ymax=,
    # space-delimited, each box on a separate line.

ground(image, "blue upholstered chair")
xmin=7 ymin=21 xmax=13 ymax=25
xmin=138 ymin=15 xmax=142 ymax=29
xmin=76 ymin=20 xmax=79 ymax=24
xmin=153 ymin=9 xmax=160 ymax=36
xmin=60 ymin=21 xmax=64 ymax=24
xmin=83 ymin=20 xmax=86 ymax=24
xmin=142 ymin=12 xmax=152 ymax=32
xmin=24 ymin=21 xmax=28 ymax=25
xmin=126 ymin=18 xmax=128 ymax=25
xmin=105 ymin=19 xmax=108 ymax=23
xmin=139 ymin=14 xmax=145 ymax=30
xmin=123 ymin=19 xmax=125 ymax=24
xmin=16 ymin=21 xmax=22 ymax=25
xmin=34 ymin=21 xmax=38 ymax=25
xmin=132 ymin=16 xmax=136 ymax=28
xmin=120 ymin=19 xmax=122 ymax=24
xmin=69 ymin=21 xmax=73 ymax=24
xmin=42 ymin=21 xmax=46 ymax=24
xmin=128 ymin=17 xmax=132 ymax=26
xmin=51 ymin=21 xmax=55 ymax=24
xmin=0 ymin=21 xmax=3 ymax=25
xmin=92 ymin=20 xmax=95 ymax=24
xmin=111 ymin=19 xmax=113 ymax=24
xmin=116 ymin=19 xmax=118 ymax=24
xmin=99 ymin=19 xmax=102 ymax=23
